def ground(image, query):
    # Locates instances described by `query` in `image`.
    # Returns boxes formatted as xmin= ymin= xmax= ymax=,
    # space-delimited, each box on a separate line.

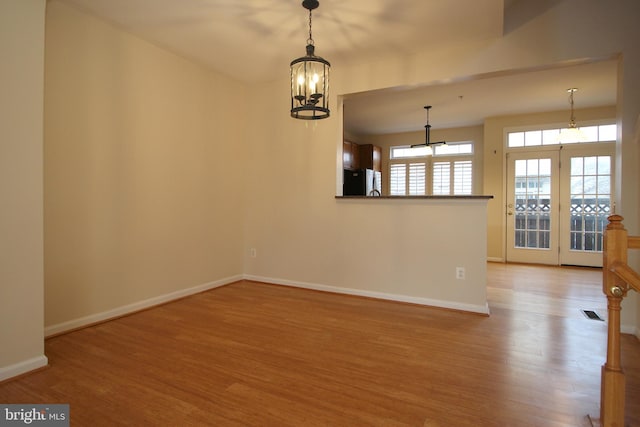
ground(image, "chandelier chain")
xmin=307 ymin=9 xmax=314 ymax=46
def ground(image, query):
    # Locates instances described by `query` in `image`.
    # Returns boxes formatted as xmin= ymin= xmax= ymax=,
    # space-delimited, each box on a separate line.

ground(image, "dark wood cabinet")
xmin=343 ymin=141 xmax=381 ymax=172
xmin=343 ymin=140 xmax=360 ymax=170
xmin=358 ymin=144 xmax=381 ymax=172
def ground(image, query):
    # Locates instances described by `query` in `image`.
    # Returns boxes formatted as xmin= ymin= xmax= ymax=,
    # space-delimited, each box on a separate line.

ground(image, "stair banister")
xmin=598 ymin=214 xmax=639 ymax=427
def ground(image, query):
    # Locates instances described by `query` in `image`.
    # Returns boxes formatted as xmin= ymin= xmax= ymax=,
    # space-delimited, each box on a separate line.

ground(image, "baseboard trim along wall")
xmin=243 ymin=274 xmax=491 ymax=315
xmin=487 ymin=257 xmax=505 ymax=263
xmin=44 ymin=275 xmax=243 ymax=337
xmin=621 ymin=324 xmax=639 ymax=338
xmin=0 ymin=355 xmax=48 ymax=382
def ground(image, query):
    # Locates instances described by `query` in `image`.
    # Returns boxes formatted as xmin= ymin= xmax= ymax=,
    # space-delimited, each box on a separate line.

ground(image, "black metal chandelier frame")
xmin=410 ymin=106 xmax=446 ymax=149
xmin=290 ymin=0 xmax=331 ymax=120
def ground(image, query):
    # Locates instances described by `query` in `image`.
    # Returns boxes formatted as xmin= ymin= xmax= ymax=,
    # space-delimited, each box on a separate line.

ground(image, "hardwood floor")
xmin=1 ymin=263 xmax=639 ymax=426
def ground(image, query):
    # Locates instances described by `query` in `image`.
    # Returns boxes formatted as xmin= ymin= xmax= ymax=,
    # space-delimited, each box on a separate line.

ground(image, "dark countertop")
xmin=335 ymin=195 xmax=494 ymax=200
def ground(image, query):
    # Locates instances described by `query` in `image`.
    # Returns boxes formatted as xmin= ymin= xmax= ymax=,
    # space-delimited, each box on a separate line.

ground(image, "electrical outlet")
xmin=250 ymin=248 xmax=257 ymax=258
xmin=456 ymin=267 xmax=465 ymax=280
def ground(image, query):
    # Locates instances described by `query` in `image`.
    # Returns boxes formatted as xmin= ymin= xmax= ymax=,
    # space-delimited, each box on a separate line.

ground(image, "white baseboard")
xmin=45 ymin=275 xmax=243 ymax=337
xmin=243 ymin=274 xmax=490 ymax=315
xmin=621 ymin=324 xmax=638 ymax=337
xmin=0 ymin=355 xmax=48 ymax=382
xmin=621 ymin=324 xmax=633 ymax=335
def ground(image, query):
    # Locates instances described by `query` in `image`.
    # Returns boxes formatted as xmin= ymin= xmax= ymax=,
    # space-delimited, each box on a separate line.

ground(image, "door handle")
xmin=507 ymin=211 xmax=513 ymax=216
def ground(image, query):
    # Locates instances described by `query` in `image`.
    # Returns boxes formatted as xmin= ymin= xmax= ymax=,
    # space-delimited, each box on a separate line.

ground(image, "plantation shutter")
xmin=390 ymin=164 xmax=406 ymax=196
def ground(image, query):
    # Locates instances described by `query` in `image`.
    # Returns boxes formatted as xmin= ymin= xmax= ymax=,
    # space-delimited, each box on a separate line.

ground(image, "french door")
xmin=559 ymin=146 xmax=614 ymax=266
xmin=506 ymin=145 xmax=614 ymax=267
xmin=506 ymin=151 xmax=560 ymax=265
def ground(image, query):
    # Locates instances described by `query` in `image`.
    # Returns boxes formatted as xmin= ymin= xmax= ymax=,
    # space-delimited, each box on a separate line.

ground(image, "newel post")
xmin=600 ymin=214 xmax=628 ymax=427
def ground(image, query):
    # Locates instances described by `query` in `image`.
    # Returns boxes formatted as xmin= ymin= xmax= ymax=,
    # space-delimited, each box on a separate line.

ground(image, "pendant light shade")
xmin=290 ymin=0 xmax=330 ymax=120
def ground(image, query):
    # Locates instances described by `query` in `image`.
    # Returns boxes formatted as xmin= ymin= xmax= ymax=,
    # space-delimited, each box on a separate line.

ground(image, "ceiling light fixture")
xmin=410 ymin=106 xmax=446 ymax=155
xmin=558 ymin=88 xmax=587 ymax=143
xmin=290 ymin=0 xmax=330 ymax=120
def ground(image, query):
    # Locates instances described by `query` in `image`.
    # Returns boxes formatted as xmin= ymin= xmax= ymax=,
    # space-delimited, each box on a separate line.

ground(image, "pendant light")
xmin=558 ymin=88 xmax=587 ymax=143
xmin=290 ymin=0 xmax=330 ymax=120
xmin=410 ymin=106 xmax=446 ymax=155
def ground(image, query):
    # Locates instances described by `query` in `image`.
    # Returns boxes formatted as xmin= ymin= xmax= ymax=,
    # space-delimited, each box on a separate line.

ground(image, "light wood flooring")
xmin=1 ymin=263 xmax=639 ymax=426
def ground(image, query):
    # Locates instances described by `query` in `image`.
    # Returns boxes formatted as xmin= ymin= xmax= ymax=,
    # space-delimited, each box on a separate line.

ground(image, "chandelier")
xmin=410 ymin=106 xmax=446 ymax=155
xmin=290 ymin=0 xmax=330 ymax=120
xmin=558 ymin=88 xmax=587 ymax=143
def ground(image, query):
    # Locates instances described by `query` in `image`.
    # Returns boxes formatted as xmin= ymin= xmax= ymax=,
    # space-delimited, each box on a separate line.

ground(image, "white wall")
xmin=0 ymin=0 xmax=48 ymax=380
xmin=243 ymin=69 xmax=490 ymax=311
xmin=43 ymin=1 xmax=247 ymax=333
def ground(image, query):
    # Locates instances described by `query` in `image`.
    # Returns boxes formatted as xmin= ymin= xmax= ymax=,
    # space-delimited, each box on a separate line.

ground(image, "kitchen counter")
xmin=335 ymin=195 xmax=493 ymax=200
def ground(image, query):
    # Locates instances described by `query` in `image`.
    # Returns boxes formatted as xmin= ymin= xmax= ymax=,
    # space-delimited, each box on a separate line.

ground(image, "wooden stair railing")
xmin=597 ymin=214 xmax=640 ymax=427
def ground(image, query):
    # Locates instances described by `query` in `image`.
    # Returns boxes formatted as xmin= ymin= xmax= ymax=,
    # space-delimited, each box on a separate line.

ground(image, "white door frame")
xmin=506 ymin=150 xmax=560 ymax=265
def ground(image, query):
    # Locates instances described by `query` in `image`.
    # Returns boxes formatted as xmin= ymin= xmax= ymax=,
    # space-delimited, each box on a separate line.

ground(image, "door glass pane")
xmin=584 ymin=156 xmax=597 ymax=174
xmin=598 ymin=156 xmax=611 ymax=174
xmin=571 ymin=157 xmax=583 ymax=175
xmin=571 ymin=176 xmax=583 ymax=193
xmin=569 ymin=156 xmax=611 ymax=252
xmin=513 ymin=158 xmax=551 ymax=249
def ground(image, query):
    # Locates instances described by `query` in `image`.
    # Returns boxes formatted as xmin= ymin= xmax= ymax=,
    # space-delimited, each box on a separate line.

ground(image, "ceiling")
xmin=56 ymin=0 xmax=504 ymax=83
xmin=55 ymin=0 xmax=618 ymax=133
xmin=344 ymin=59 xmax=618 ymax=135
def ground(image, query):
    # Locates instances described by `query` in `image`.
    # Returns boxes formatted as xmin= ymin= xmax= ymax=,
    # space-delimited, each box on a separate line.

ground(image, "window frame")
xmin=505 ymin=122 xmax=616 ymax=149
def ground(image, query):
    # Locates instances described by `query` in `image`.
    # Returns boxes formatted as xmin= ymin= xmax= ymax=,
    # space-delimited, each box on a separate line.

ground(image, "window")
xmin=409 ymin=163 xmax=426 ymax=195
xmin=389 ymin=142 xmax=474 ymax=196
xmin=389 ymin=164 xmax=407 ymax=196
xmin=433 ymin=142 xmax=473 ymax=156
xmin=432 ymin=160 xmax=472 ymax=195
xmin=507 ymin=124 xmax=615 ymax=148
xmin=454 ymin=160 xmax=473 ymax=195
xmin=390 ymin=145 xmax=432 ymax=159
xmin=389 ymin=142 xmax=473 ymax=159
xmin=432 ymin=162 xmax=450 ymax=195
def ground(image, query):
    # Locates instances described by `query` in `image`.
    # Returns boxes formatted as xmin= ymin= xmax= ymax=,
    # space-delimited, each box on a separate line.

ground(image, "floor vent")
xmin=581 ymin=310 xmax=604 ymax=321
